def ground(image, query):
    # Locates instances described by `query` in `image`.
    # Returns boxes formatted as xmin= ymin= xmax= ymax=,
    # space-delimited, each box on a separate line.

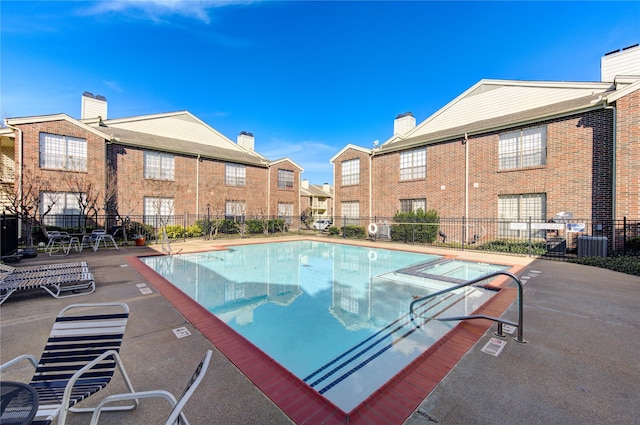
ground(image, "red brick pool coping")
xmin=128 ymin=249 xmax=520 ymax=425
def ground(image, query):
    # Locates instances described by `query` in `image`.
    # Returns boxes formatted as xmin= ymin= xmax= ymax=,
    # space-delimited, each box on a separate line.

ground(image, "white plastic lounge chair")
xmin=89 ymin=350 xmax=213 ymax=425
xmin=0 ymin=303 xmax=137 ymax=425
xmin=0 ymin=270 xmax=95 ymax=305
xmin=0 ymin=261 xmax=90 ymax=275
xmin=82 ymin=230 xmax=118 ymax=252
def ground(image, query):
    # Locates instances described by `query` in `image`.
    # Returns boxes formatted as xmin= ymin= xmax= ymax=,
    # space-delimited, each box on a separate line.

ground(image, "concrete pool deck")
xmin=1 ymin=236 xmax=638 ymax=424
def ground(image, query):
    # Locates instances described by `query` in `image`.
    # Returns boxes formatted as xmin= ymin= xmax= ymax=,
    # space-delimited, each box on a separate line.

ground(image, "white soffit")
xmin=406 ymin=81 xmax=611 ymax=138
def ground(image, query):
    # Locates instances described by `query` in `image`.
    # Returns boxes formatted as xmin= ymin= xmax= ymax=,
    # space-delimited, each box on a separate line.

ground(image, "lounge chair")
xmin=89 ymin=350 xmax=213 ymax=425
xmin=0 ymin=303 xmax=137 ymax=425
xmin=0 ymin=270 xmax=95 ymax=305
xmin=0 ymin=261 xmax=90 ymax=274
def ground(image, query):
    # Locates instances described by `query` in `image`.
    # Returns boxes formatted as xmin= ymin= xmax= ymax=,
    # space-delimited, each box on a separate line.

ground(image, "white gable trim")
xmin=6 ymin=114 xmax=111 ymax=139
xmin=329 ymin=144 xmax=371 ymax=163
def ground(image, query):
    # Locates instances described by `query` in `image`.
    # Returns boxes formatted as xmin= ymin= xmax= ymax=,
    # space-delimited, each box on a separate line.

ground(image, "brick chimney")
xmin=81 ymin=92 xmax=107 ymax=120
xmin=237 ymin=131 xmax=254 ymax=151
xmin=394 ymin=112 xmax=415 ymax=135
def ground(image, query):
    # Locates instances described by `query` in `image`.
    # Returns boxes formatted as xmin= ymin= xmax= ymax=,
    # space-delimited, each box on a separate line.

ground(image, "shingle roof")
xmin=376 ymin=92 xmax=607 ymax=154
xmin=101 ymin=125 xmax=269 ymax=167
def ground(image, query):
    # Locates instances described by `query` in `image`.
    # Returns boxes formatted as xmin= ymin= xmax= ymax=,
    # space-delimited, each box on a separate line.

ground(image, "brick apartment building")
xmin=331 ymin=45 xmax=640 ymax=240
xmin=0 ymin=95 xmax=302 ymax=230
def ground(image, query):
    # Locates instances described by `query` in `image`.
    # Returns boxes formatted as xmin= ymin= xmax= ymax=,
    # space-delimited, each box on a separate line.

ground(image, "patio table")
xmin=0 ymin=381 xmax=38 ymax=425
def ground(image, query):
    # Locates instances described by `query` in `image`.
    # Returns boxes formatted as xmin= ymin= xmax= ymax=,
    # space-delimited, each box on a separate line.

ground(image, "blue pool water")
xmin=141 ymin=241 xmax=508 ymax=411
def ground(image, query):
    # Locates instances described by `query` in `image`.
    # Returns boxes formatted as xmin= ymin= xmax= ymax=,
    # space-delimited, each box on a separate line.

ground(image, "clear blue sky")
xmin=2 ymin=1 xmax=638 ymax=185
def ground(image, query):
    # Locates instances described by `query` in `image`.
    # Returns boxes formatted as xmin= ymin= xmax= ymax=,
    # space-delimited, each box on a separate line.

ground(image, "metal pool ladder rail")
xmin=409 ymin=271 xmax=526 ymax=343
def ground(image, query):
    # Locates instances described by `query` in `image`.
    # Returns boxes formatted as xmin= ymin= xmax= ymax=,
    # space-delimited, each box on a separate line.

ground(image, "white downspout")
xmin=369 ymin=152 xmax=373 ymax=219
xmin=464 ymin=133 xmax=469 ymax=219
xmin=6 ymin=124 xmax=23 ymax=239
xmin=196 ymin=155 xmax=200 ymax=215
xmin=605 ymin=103 xmax=617 ymax=226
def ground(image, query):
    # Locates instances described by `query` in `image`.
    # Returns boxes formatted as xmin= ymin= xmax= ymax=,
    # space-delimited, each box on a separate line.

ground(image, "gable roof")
xmin=329 ymin=144 xmax=372 ymax=163
xmin=269 ymin=157 xmax=303 ymax=171
xmin=376 ymin=91 xmax=610 ymax=154
xmin=94 ymin=111 xmax=267 ymax=161
xmin=6 ymin=114 xmax=112 ymax=140
xmin=301 ymin=184 xmax=332 ymax=198
xmin=377 ymin=79 xmax=623 ymax=154
xmin=103 ymin=125 xmax=269 ymax=167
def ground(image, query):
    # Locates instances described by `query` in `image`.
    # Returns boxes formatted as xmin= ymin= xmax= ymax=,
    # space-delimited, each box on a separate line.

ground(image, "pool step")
xmin=304 ymin=287 xmax=476 ymax=395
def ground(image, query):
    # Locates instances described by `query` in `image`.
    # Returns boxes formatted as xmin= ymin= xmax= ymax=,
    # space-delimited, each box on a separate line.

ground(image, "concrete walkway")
xmin=1 ymin=237 xmax=638 ymax=424
xmin=405 ymin=259 xmax=640 ymax=425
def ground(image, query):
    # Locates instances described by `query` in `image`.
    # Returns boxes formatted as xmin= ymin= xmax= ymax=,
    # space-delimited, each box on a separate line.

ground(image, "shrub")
xmin=627 ymin=236 xmax=640 ymax=252
xmin=164 ymin=224 xmax=185 ymax=239
xmin=267 ymin=219 xmax=286 ymax=233
xmin=328 ymin=226 xmax=340 ymax=236
xmin=246 ymin=219 xmax=265 ymax=234
xmin=343 ymin=225 xmax=366 ymax=239
xmin=569 ymin=255 xmax=640 ymax=276
xmin=474 ymin=239 xmax=547 ymax=255
xmin=391 ymin=209 xmax=440 ymax=243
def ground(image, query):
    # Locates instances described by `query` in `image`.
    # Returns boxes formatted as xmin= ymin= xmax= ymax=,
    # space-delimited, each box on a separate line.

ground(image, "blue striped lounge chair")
xmin=0 ymin=303 xmax=138 ymax=425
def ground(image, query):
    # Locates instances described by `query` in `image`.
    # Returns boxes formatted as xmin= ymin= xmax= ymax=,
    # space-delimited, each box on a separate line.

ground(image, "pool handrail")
xmin=409 ymin=270 xmax=526 ymax=343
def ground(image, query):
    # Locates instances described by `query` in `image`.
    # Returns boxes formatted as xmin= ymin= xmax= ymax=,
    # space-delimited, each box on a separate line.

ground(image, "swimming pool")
xmin=141 ymin=240 xmax=508 ymax=412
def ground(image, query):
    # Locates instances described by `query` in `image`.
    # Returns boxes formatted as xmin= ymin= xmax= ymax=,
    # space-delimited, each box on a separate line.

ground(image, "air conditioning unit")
xmin=577 ymin=236 xmax=608 ymax=257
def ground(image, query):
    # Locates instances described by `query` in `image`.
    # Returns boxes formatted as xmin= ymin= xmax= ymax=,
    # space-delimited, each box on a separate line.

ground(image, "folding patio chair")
xmin=0 ymin=270 xmax=95 ymax=305
xmin=0 ymin=303 xmax=138 ymax=425
xmin=42 ymin=229 xmax=78 ymax=256
xmin=89 ymin=350 xmax=213 ymax=425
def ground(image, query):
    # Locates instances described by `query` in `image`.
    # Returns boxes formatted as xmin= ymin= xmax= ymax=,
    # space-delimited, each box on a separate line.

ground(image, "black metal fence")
xmin=27 ymin=213 xmax=640 ymax=258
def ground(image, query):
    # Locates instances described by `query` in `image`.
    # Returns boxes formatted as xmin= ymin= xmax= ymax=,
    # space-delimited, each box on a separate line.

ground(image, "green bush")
xmin=627 ymin=236 xmax=640 ymax=252
xmin=328 ymin=226 xmax=340 ymax=236
xmin=246 ymin=219 xmax=265 ymax=234
xmin=570 ymin=255 xmax=640 ymax=276
xmin=475 ymin=239 xmax=548 ymax=255
xmin=267 ymin=218 xmax=286 ymax=233
xmin=391 ymin=209 xmax=440 ymax=243
xmin=343 ymin=225 xmax=366 ymax=238
xmin=164 ymin=224 xmax=185 ymax=239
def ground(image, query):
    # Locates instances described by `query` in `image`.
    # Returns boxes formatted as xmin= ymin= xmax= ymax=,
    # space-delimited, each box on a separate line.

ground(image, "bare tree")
xmin=62 ymin=172 xmax=101 ymax=233
xmin=1 ymin=169 xmax=57 ymax=246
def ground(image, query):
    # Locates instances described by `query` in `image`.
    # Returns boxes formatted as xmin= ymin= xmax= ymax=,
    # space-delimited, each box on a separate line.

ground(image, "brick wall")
xmin=268 ymin=160 xmax=301 ymax=219
xmin=615 ymin=89 xmax=640 ymax=219
xmin=332 ymin=148 xmax=370 ymax=219
xmin=108 ymin=144 xmax=270 ymax=217
xmin=338 ymin=108 xmax=617 ymax=222
xmin=17 ymin=120 xmax=106 ymax=214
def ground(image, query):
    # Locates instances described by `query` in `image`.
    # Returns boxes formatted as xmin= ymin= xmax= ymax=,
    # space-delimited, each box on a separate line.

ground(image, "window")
xmin=40 ymin=192 xmax=85 ymax=227
xmin=277 ymin=202 xmax=294 ymax=225
xmin=499 ymin=126 xmax=547 ymax=170
xmin=144 ymin=197 xmax=174 ymax=225
xmin=342 ymin=158 xmax=360 ymax=185
xmin=225 ymin=200 xmax=246 ymax=218
xmin=144 ymin=151 xmax=174 ymax=180
xmin=400 ymin=148 xmax=426 ymax=180
xmin=225 ymin=163 xmax=246 ymax=186
xmin=341 ymin=201 xmax=360 ymax=225
xmin=278 ymin=169 xmax=294 ymax=190
xmin=498 ymin=193 xmax=546 ymax=237
xmin=400 ymin=198 xmax=426 ymax=213
xmin=39 ymin=133 xmax=87 ymax=171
